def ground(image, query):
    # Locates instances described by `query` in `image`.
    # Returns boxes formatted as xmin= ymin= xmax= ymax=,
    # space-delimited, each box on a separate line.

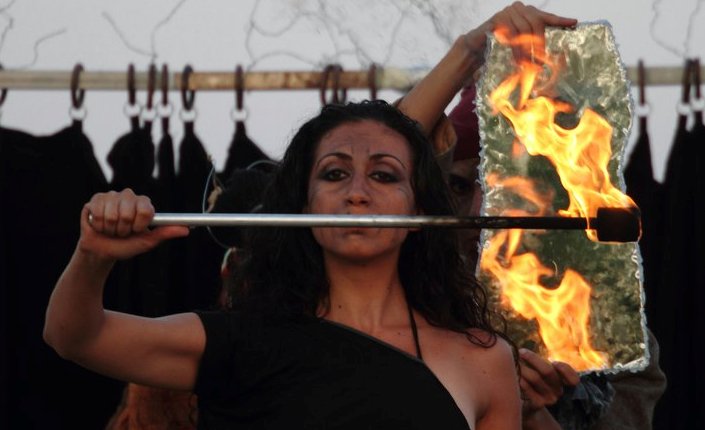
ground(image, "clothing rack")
xmin=0 ymin=64 xmax=701 ymax=92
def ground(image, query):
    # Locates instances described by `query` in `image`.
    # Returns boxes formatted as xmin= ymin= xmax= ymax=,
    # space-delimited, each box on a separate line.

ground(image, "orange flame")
xmin=488 ymin=30 xmax=636 ymax=240
xmin=480 ymin=175 xmax=607 ymax=370
xmin=480 ymin=29 xmax=637 ymax=370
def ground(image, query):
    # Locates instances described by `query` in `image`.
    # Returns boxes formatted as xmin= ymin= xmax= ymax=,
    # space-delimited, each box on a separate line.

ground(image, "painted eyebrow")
xmin=314 ymin=152 xmax=351 ymax=170
xmin=448 ymin=173 xmax=473 ymax=183
xmin=314 ymin=152 xmax=408 ymax=171
xmin=370 ymin=153 xmax=407 ymax=170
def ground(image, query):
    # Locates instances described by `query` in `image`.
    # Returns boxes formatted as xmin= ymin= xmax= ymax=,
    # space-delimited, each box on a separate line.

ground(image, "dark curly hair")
xmin=230 ymin=100 xmax=503 ymax=347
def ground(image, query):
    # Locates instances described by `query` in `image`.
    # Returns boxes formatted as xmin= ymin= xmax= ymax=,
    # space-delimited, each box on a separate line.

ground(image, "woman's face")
xmin=306 ymin=120 xmax=417 ymax=263
xmin=448 ymin=157 xmax=482 ymax=265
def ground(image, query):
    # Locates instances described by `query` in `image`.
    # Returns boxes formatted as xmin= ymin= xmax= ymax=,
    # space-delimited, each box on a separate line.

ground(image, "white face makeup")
xmin=306 ymin=120 xmax=417 ymax=263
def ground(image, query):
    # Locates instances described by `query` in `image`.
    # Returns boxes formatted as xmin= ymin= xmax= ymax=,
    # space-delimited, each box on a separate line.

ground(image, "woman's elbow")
xmin=43 ymin=320 xmax=83 ymax=361
xmin=43 ymin=323 xmax=70 ymax=358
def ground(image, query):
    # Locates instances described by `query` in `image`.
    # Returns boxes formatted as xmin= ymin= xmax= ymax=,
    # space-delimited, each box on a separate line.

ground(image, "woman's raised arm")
xmin=397 ymin=2 xmax=576 ymax=135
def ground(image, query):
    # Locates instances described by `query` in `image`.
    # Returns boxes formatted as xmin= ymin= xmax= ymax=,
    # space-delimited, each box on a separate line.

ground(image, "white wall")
xmin=1 ymin=0 xmax=703 ymax=182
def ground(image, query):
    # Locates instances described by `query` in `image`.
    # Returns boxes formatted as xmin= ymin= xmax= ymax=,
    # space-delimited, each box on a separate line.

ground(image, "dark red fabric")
xmin=448 ymin=86 xmax=481 ymax=161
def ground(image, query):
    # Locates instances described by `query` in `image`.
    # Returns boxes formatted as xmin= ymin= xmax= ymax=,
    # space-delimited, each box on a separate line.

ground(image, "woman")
xmin=44 ymin=4 xmax=578 ymax=429
xmin=45 ymin=100 xmax=518 ymax=429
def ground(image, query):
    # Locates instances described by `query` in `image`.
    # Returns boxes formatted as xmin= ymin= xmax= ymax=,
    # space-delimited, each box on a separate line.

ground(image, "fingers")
xmin=537 ymin=8 xmax=579 ymax=28
xmin=489 ymin=2 xmax=577 ymax=62
xmin=133 ymin=197 xmax=156 ymax=234
xmin=505 ymin=3 xmax=539 ymax=39
xmin=504 ymin=3 xmax=542 ymax=62
xmin=151 ymin=225 xmax=191 ymax=242
xmin=79 ymin=189 xmax=189 ymax=261
xmin=85 ymin=189 xmax=154 ymax=237
xmin=553 ymin=360 xmax=581 ymax=387
xmin=518 ymin=348 xmax=578 ymax=411
xmin=519 ymin=349 xmax=562 ymax=399
xmin=503 ymin=2 xmax=577 ymax=35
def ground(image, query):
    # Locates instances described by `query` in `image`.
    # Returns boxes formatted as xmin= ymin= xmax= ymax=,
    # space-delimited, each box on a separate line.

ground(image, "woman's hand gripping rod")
xmin=150 ymin=207 xmax=641 ymax=243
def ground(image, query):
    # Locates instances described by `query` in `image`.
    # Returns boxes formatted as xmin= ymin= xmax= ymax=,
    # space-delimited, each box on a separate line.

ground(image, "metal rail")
xmin=0 ymin=65 xmax=699 ymax=91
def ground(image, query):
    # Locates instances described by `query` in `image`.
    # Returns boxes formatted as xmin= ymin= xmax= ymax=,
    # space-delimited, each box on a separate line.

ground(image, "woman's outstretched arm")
xmin=43 ymin=189 xmax=203 ymax=390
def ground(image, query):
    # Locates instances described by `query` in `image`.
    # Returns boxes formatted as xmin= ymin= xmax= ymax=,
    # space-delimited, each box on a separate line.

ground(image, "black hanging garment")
xmin=623 ymin=115 xmax=664 ymax=336
xmin=145 ymin=112 xmax=179 ymax=316
xmin=168 ymin=120 xmax=224 ymax=313
xmin=693 ymin=85 xmax=705 ymax=430
xmin=0 ymin=122 xmax=122 ymax=429
xmin=220 ymin=65 xmax=272 ymax=181
xmin=210 ymin=116 xmax=274 ymax=250
xmin=155 ymin=115 xmax=176 ymax=212
xmin=654 ymin=95 xmax=702 ymax=430
xmin=220 ymin=120 xmax=271 ymax=181
xmin=107 ymin=114 xmax=156 ymax=195
xmin=153 ymin=63 xmax=177 ymax=214
xmin=104 ymin=114 xmax=169 ymax=317
xmin=679 ymin=98 xmax=705 ymax=427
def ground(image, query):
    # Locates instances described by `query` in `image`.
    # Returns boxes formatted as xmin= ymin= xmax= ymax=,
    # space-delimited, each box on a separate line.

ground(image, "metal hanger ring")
xmin=230 ymin=106 xmax=249 ymax=122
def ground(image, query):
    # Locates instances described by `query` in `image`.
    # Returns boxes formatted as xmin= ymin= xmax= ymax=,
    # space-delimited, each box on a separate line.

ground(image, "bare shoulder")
xmin=465 ymin=328 xmax=516 ymax=363
xmin=446 ymin=328 xmax=518 ymax=391
xmin=461 ymin=329 xmax=521 ymax=429
xmin=419 ymin=323 xmax=520 ymax=427
xmin=435 ymin=327 xmax=516 ymax=361
xmin=420 ymin=322 xmax=516 ymax=368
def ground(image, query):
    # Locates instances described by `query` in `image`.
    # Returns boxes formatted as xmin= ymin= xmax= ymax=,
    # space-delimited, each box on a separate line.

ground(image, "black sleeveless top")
xmin=195 ymin=310 xmax=471 ymax=430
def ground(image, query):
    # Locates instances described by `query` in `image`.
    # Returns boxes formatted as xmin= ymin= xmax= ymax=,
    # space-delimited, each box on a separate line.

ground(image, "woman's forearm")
xmin=396 ymin=23 xmax=491 ymax=135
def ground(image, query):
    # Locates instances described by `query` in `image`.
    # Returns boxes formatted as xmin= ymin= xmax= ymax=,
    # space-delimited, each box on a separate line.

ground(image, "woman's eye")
xmin=370 ymin=171 xmax=399 ymax=183
xmin=320 ymin=169 xmax=348 ymax=181
xmin=448 ymin=174 xmax=473 ymax=196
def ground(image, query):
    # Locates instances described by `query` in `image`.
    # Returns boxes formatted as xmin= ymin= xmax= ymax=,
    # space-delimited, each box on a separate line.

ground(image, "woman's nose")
xmin=345 ymin=174 xmax=370 ymax=206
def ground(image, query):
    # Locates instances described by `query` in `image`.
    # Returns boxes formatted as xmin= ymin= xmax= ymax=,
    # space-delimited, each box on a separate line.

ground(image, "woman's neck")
xmin=320 ymin=254 xmax=409 ymax=333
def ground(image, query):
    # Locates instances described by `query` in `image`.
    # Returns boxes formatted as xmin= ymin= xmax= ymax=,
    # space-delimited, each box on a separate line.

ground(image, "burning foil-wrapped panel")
xmin=475 ymin=22 xmax=648 ymax=374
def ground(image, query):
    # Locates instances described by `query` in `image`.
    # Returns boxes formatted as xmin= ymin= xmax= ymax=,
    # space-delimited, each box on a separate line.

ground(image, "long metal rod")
xmin=0 ymin=69 xmax=413 ymax=92
xmin=0 ymin=65 xmax=698 ymax=91
xmin=151 ymin=213 xmax=594 ymax=230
